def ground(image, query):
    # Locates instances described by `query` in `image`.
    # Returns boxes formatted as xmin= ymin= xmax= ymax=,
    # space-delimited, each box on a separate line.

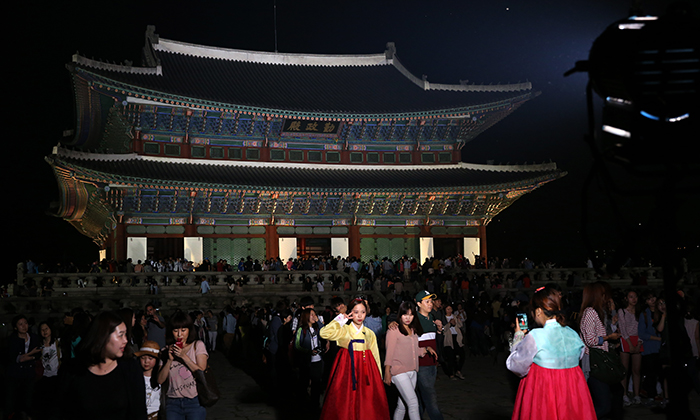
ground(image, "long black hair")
xmin=38 ymin=321 xmax=57 ymax=346
xmin=397 ymin=301 xmax=423 ymax=336
xmin=140 ymin=352 xmax=162 ymax=390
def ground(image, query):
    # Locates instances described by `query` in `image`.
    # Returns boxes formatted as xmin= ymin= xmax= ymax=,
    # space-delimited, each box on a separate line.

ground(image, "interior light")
xmin=602 ymin=125 xmax=632 ymax=138
xmin=630 ymin=15 xmax=658 ymax=21
xmin=618 ymin=23 xmax=645 ymax=30
xmin=667 ymin=113 xmax=690 ymax=122
xmin=606 ymin=97 xmax=633 ymax=106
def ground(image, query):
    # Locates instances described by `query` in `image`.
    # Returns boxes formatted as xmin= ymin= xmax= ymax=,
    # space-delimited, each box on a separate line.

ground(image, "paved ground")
xmin=207 ymin=349 xmax=700 ymax=420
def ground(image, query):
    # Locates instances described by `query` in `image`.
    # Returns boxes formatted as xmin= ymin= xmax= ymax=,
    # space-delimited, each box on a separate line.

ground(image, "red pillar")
xmin=184 ymin=224 xmax=197 ymax=237
xmin=349 ymin=225 xmax=361 ymax=258
xmin=266 ymin=225 xmax=279 ymax=259
xmin=478 ymin=223 xmax=488 ymax=264
xmin=133 ymin=130 xmax=142 ymax=153
xmin=113 ymin=222 xmax=127 ymax=261
xmin=299 ymin=238 xmax=306 ymax=257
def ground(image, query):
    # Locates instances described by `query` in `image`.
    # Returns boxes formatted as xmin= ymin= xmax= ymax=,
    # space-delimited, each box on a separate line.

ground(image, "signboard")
xmin=282 ymin=119 xmax=341 ymax=136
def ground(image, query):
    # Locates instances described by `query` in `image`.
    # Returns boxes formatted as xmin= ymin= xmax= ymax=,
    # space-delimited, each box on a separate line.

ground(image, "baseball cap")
xmin=415 ymin=290 xmax=437 ymax=302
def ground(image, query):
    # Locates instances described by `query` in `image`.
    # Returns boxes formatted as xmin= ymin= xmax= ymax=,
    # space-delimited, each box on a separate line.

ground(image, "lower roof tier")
xmin=48 ymin=148 xmax=564 ymax=194
xmin=47 ymin=147 xmax=564 ymax=246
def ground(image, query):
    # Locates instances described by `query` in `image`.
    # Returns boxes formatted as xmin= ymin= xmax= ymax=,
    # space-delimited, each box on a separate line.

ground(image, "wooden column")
xmin=478 ymin=223 xmax=488 ymax=263
xmin=299 ymin=238 xmax=306 ymax=257
xmin=184 ymin=224 xmax=197 ymax=237
xmin=114 ymin=222 xmax=127 ymax=261
xmin=349 ymin=225 xmax=361 ymax=258
xmin=266 ymin=225 xmax=279 ymax=259
xmin=133 ymin=130 xmax=142 ymax=153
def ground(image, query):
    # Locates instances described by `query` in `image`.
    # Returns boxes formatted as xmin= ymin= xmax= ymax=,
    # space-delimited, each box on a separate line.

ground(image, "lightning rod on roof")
xmin=273 ymin=0 xmax=278 ymax=53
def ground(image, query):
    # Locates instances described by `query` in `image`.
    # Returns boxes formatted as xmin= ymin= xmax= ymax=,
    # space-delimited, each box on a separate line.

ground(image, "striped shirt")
xmin=417 ymin=312 xmax=438 ymax=366
xmin=579 ymin=307 xmax=608 ymax=354
xmin=617 ymin=308 xmax=639 ymax=340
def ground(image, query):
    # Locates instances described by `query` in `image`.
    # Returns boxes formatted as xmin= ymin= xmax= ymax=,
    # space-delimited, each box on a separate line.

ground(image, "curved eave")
xmin=49 ymin=155 xmax=565 ymax=196
xmin=73 ymin=68 xmax=535 ymax=122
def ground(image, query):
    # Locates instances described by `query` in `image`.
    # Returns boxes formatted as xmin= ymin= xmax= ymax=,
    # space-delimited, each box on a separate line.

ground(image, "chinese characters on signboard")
xmin=282 ymin=119 xmax=341 ymax=135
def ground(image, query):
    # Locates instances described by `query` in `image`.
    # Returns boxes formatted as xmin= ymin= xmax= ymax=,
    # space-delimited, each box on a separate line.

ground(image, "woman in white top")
xmin=136 ymin=340 xmax=163 ymax=420
xmin=38 ymin=321 xmax=61 ymax=377
xmin=35 ymin=321 xmax=61 ymax=419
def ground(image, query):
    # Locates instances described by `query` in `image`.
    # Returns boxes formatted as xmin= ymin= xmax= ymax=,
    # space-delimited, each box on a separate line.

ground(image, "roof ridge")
xmin=154 ymin=37 xmax=391 ymax=67
xmin=427 ymin=81 xmax=532 ymax=93
xmin=390 ymin=54 xmax=531 ymax=92
xmin=72 ymin=54 xmax=162 ymax=76
xmin=53 ymin=146 xmax=140 ymax=161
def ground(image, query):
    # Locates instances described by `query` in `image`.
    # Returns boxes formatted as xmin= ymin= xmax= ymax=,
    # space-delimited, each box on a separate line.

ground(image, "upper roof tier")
xmin=70 ymin=26 xmax=535 ymax=117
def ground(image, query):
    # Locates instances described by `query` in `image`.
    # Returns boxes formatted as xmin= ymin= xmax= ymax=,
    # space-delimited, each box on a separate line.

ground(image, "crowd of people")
xmin=3 ymin=251 xmax=699 ymax=420
xmin=1 ymin=303 xmax=223 ymax=420
xmin=16 ymin=254 xmax=570 ymax=277
xmin=10 ymin=252 xmax=595 ymax=300
xmin=506 ymin=282 xmax=700 ymax=419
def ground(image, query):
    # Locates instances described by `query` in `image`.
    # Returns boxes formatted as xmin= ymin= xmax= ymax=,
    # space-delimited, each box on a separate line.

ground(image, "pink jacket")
xmin=384 ymin=327 xmax=425 ymax=376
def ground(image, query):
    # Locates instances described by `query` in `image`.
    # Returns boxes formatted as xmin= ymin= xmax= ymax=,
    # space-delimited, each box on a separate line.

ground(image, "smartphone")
xmin=517 ymin=313 xmax=528 ymax=331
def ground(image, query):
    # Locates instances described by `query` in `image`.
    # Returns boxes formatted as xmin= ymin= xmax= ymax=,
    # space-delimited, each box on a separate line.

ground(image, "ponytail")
xmin=532 ymin=287 xmax=566 ymax=327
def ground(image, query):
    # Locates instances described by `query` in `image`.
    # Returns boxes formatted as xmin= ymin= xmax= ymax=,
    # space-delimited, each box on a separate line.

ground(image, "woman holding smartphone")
xmin=507 ymin=286 xmax=595 ymax=420
xmin=157 ymin=311 xmax=209 ymax=420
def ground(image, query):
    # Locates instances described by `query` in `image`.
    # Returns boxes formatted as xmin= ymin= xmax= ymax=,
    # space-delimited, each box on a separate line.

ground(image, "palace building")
xmin=47 ymin=26 xmax=565 ymax=264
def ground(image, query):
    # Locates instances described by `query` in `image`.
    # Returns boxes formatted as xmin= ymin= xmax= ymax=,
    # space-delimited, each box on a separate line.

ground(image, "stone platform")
xmin=206 ymin=347 xmax=699 ymax=420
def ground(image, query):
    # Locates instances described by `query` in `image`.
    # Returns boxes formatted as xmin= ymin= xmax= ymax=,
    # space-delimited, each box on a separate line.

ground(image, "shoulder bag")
xmin=193 ymin=341 xmax=220 ymax=407
xmin=589 ymin=347 xmax=626 ymax=384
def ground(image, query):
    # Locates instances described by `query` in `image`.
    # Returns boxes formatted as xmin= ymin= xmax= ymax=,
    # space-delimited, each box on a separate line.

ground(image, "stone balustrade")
xmin=18 ymin=269 xmax=350 ymax=290
xmin=2 ymin=266 xmax=675 ymax=324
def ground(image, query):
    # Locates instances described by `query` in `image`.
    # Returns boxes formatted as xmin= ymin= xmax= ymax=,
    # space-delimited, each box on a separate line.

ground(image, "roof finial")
xmin=385 ymin=42 xmax=396 ymax=60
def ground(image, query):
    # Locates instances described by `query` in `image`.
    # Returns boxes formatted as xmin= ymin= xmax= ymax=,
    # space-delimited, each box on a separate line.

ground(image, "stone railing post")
xmin=216 ymin=273 xmax=228 ymax=285
xmin=349 ymin=270 xmax=357 ymax=291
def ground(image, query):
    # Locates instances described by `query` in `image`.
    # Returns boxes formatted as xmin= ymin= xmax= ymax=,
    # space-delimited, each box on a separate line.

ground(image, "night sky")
xmin=8 ymin=0 xmax=698 ymax=272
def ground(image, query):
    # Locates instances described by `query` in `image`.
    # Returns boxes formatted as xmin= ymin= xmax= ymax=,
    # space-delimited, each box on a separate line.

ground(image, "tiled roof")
xmin=72 ymin=32 xmax=534 ymax=116
xmin=50 ymin=150 xmax=564 ymax=193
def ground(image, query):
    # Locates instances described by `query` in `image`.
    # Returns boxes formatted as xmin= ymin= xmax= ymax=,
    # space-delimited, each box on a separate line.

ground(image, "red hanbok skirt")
xmin=320 ymin=347 xmax=389 ymax=420
xmin=512 ymin=363 xmax=596 ymax=420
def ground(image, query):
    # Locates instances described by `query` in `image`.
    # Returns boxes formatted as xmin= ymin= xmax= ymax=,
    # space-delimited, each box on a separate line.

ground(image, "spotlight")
xmin=582 ymin=6 xmax=699 ymax=168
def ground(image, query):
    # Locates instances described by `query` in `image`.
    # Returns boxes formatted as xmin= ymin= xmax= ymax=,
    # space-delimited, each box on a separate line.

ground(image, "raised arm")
xmin=506 ymin=333 xmax=537 ymax=378
xmin=319 ymin=314 xmax=348 ymax=342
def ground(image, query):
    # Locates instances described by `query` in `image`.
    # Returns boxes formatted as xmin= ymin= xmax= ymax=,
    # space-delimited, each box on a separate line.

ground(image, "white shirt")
xmin=310 ymin=327 xmax=322 ymax=363
xmin=445 ymin=315 xmax=457 ymax=335
xmin=41 ymin=341 xmax=60 ymax=377
xmin=144 ymin=376 xmax=161 ymax=415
